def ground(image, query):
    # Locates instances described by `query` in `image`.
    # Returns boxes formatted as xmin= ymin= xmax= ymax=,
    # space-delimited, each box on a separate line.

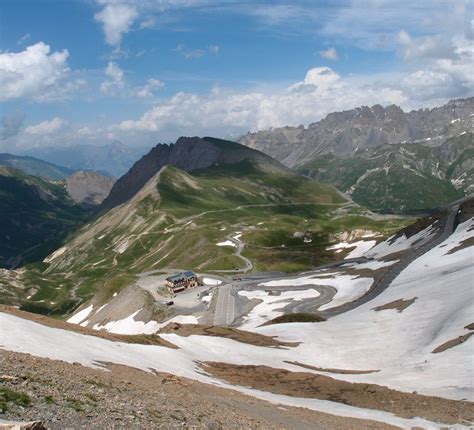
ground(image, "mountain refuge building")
xmin=165 ymin=271 xmax=201 ymax=294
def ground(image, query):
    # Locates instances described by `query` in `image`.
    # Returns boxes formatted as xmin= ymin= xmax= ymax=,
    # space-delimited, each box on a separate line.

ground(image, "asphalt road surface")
xmin=213 ymin=284 xmax=235 ymax=326
xmin=321 ymin=200 xmax=463 ymax=318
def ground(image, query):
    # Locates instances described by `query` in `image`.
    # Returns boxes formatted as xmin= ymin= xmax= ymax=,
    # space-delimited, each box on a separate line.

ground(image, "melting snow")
xmin=43 ymin=246 xmax=67 ymax=263
xmin=367 ymin=224 xmax=436 ymax=258
xmin=216 ymin=240 xmax=236 ymax=247
xmin=93 ymin=310 xmax=162 ymax=335
xmin=238 ymin=289 xmax=320 ymax=329
xmin=203 ymin=277 xmax=222 ymax=286
xmin=327 ymin=240 xmax=376 ymax=258
xmin=67 ymin=305 xmax=93 ymax=325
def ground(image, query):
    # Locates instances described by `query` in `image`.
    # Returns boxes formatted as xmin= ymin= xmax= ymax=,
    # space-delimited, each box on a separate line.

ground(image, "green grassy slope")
xmin=0 ymin=166 xmax=89 ymax=269
xmin=1 ymin=152 xmax=411 ymax=316
xmin=298 ymin=135 xmax=472 ymax=212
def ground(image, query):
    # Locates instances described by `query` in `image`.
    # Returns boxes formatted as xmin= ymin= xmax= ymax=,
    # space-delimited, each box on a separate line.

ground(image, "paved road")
xmin=140 ymin=196 xmax=471 ymax=326
xmin=321 ymin=200 xmax=463 ymax=318
xmin=209 ymin=235 xmax=254 ymax=274
xmin=213 ymin=284 xmax=235 ymax=326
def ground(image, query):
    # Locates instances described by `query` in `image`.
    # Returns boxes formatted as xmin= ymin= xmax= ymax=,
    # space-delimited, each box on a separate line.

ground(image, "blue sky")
xmin=0 ymin=0 xmax=472 ymax=151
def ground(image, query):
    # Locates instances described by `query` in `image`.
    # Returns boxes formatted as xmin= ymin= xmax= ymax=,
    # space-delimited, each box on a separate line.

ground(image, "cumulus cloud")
xmin=319 ymin=47 xmax=338 ymax=60
xmin=100 ymin=61 xmax=125 ymax=94
xmin=118 ymin=67 xmax=406 ymax=136
xmin=25 ymin=117 xmax=68 ymax=135
xmin=94 ymin=1 xmax=138 ymax=46
xmin=397 ymin=30 xmax=458 ymax=62
xmin=1 ymin=112 xmax=26 ymax=140
xmin=0 ymin=42 xmax=70 ymax=102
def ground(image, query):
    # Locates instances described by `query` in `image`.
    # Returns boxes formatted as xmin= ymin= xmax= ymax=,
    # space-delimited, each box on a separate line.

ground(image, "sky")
xmin=0 ymin=0 xmax=473 ymax=152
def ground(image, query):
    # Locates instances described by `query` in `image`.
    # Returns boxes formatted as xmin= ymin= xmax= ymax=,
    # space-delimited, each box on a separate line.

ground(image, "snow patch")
xmin=238 ymin=289 xmax=320 ymax=329
xmin=67 ymin=305 xmax=93 ymax=325
xmin=327 ymin=240 xmax=376 ymax=258
xmin=43 ymin=246 xmax=67 ymax=263
xmin=216 ymin=240 xmax=236 ymax=247
xmin=203 ymin=277 xmax=222 ymax=286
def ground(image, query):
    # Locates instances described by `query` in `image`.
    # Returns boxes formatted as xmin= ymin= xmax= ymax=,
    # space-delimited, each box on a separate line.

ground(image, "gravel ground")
xmin=0 ymin=350 xmax=398 ymax=430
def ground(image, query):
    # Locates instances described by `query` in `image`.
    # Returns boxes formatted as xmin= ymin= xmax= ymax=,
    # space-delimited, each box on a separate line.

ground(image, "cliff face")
xmin=66 ymin=171 xmax=116 ymax=205
xmin=100 ymin=136 xmax=282 ymax=211
xmin=238 ymin=98 xmax=474 ymax=167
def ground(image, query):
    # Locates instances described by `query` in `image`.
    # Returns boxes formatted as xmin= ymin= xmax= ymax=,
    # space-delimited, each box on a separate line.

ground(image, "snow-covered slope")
xmin=1 ymin=213 xmax=473 ymax=428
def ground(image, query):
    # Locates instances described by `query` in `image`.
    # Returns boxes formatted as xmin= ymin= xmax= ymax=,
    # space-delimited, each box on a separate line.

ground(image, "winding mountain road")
xmin=321 ymin=199 xmax=464 ymax=318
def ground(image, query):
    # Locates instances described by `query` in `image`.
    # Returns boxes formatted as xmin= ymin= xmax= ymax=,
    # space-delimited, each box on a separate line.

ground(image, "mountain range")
xmin=0 ymin=153 xmax=75 ymax=180
xmin=24 ymin=141 xmax=150 ymax=178
xmin=239 ymin=97 xmax=473 ymax=211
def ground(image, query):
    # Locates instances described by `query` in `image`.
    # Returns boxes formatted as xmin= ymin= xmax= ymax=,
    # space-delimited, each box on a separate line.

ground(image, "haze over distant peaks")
xmin=24 ymin=141 xmax=150 ymax=178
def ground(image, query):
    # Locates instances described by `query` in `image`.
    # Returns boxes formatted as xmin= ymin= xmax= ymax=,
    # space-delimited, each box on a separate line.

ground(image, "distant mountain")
xmin=0 ymin=166 xmax=89 ymax=268
xmin=299 ymin=133 xmax=472 ymax=212
xmin=24 ymin=141 xmax=149 ymax=178
xmin=238 ymin=98 xmax=474 ymax=211
xmin=100 ymin=136 xmax=290 ymax=211
xmin=66 ymin=171 xmax=116 ymax=206
xmin=4 ymin=136 xmax=419 ymax=317
xmin=0 ymin=153 xmax=75 ymax=180
xmin=28 ymin=137 xmax=351 ymax=313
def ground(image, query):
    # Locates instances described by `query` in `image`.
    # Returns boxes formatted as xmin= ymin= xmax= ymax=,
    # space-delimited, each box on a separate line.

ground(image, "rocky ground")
xmin=0 ymin=350 xmax=398 ymax=430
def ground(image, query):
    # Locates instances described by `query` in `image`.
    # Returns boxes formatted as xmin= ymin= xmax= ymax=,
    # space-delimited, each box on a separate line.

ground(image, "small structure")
xmin=165 ymin=271 xmax=200 ymax=294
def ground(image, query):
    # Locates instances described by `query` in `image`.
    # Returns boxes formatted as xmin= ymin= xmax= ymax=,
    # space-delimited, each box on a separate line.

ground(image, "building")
xmin=165 ymin=271 xmax=200 ymax=294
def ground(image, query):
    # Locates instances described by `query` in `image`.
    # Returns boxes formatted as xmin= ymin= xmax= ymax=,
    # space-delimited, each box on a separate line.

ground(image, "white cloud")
xmin=175 ymin=43 xmax=220 ymax=59
xmin=135 ymin=78 xmax=165 ymax=98
xmin=94 ymin=2 xmax=138 ymax=46
xmin=100 ymin=61 xmax=125 ymax=94
xmin=118 ymin=67 xmax=406 ymax=136
xmin=17 ymin=33 xmax=31 ymax=45
xmin=397 ymin=30 xmax=458 ymax=62
xmin=0 ymin=42 xmax=70 ymax=102
xmin=319 ymin=47 xmax=338 ymax=61
xmin=25 ymin=117 xmax=68 ymax=135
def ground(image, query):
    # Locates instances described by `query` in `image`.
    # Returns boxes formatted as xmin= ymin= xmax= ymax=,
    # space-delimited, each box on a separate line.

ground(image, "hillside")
xmin=0 ymin=166 xmax=89 ymax=269
xmin=0 ymin=199 xmax=472 ymax=429
xmin=238 ymin=98 xmax=473 ymax=211
xmin=298 ymin=133 xmax=472 ymax=212
xmin=0 ymin=153 xmax=75 ymax=180
xmin=1 ymin=138 xmax=411 ymax=316
xmin=100 ymin=136 xmax=290 ymax=211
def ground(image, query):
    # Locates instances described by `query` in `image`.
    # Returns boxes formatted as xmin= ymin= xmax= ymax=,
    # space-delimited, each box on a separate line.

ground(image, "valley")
xmin=0 ymin=114 xmax=472 ymax=429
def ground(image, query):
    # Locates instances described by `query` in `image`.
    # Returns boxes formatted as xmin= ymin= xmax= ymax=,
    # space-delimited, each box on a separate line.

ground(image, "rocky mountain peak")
xmin=238 ymin=97 xmax=474 ymax=167
xmin=100 ymin=136 xmax=279 ymax=211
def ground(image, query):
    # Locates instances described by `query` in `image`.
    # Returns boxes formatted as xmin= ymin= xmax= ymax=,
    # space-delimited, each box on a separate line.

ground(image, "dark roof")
xmin=166 ymin=271 xmax=196 ymax=282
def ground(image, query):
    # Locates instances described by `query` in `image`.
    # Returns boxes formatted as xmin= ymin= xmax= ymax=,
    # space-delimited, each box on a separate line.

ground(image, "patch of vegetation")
xmin=0 ymin=166 xmax=90 ymax=268
xmin=0 ymin=386 xmax=31 ymax=412
xmin=263 ymin=313 xmax=326 ymax=325
xmin=298 ymin=138 xmax=469 ymax=213
xmin=44 ymin=395 xmax=56 ymax=404
xmin=66 ymin=397 xmax=84 ymax=412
